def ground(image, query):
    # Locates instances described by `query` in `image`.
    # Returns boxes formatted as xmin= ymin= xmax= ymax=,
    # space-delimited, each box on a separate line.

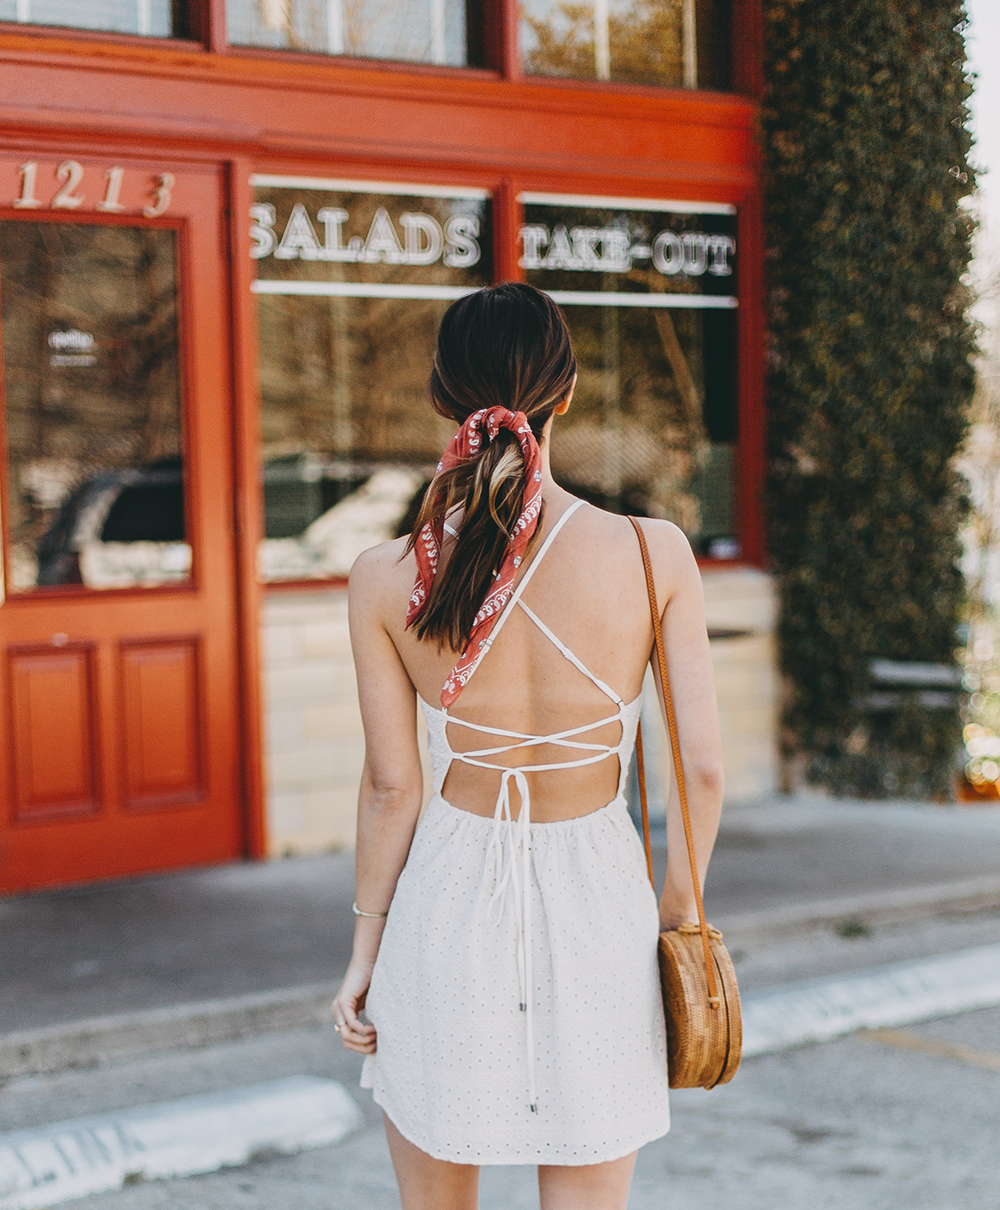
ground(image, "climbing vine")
xmin=762 ymin=0 xmax=977 ymax=795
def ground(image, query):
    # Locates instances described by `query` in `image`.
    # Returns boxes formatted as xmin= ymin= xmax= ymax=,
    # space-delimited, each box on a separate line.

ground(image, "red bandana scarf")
xmin=407 ymin=406 xmax=543 ymax=707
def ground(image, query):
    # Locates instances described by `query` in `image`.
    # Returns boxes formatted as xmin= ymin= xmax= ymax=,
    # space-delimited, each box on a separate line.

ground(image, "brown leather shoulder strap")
xmin=629 ymin=516 xmax=719 ymax=1007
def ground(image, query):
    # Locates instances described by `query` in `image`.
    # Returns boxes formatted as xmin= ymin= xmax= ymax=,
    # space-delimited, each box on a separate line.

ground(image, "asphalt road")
xmin=3 ymin=982 xmax=998 ymax=1208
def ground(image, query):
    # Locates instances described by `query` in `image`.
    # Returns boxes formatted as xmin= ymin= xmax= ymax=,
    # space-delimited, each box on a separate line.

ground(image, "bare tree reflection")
xmin=0 ymin=222 xmax=184 ymax=590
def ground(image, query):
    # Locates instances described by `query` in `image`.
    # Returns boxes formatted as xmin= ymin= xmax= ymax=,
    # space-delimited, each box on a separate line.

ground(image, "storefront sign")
xmin=250 ymin=176 xmax=491 ymax=299
xmin=519 ymin=223 xmax=734 ymax=277
xmin=519 ymin=192 xmax=738 ymax=308
xmin=251 ymin=201 xmax=481 ymax=269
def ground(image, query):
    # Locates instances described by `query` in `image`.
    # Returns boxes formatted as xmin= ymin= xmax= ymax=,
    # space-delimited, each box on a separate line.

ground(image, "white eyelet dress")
xmin=360 ymin=501 xmax=670 ymax=1164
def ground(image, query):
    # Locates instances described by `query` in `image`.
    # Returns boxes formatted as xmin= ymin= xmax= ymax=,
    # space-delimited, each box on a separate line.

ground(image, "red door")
xmin=0 ymin=154 xmax=246 ymax=894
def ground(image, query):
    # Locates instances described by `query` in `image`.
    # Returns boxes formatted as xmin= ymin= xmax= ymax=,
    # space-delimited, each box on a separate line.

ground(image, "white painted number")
xmin=142 ymin=172 xmax=174 ymax=219
xmin=9 ymin=161 xmax=179 ymax=217
xmin=97 ymin=166 xmax=126 ymax=213
xmin=52 ymin=160 xmax=85 ymax=210
xmin=13 ymin=161 xmax=42 ymax=209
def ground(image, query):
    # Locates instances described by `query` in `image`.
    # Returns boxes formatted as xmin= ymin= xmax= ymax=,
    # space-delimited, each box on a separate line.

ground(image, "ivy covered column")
xmin=763 ymin=0 xmax=976 ymax=796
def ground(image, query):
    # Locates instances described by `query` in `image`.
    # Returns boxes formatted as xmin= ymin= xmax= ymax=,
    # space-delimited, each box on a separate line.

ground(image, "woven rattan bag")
xmin=629 ymin=518 xmax=742 ymax=1090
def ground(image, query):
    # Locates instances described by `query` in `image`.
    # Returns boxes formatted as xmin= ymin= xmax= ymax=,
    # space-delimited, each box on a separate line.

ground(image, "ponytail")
xmin=409 ymin=430 xmax=530 ymax=650
xmin=406 ymin=283 xmax=576 ymax=652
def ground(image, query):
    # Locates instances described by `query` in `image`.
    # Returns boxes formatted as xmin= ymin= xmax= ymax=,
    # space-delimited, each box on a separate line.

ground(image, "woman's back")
xmin=357 ymin=492 xmax=685 ymax=822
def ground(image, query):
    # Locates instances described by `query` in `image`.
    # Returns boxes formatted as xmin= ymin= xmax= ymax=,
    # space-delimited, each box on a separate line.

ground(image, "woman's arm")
xmin=646 ymin=523 xmax=725 ymax=930
xmin=331 ymin=545 xmax=425 ymax=1055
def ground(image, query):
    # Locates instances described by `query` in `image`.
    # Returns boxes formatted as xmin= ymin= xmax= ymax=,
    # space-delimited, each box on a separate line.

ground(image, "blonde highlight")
xmin=406 ymin=284 xmax=576 ymax=651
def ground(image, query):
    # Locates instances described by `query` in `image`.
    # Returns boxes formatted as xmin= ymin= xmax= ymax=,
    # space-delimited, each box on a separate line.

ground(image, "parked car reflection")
xmin=260 ymin=460 xmax=426 ymax=581
xmin=37 ymin=457 xmax=190 ymax=589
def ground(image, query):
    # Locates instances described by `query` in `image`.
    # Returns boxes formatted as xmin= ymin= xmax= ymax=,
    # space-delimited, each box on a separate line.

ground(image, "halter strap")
xmin=474 ymin=499 xmax=585 ymax=661
xmin=516 ymin=601 xmax=624 ymax=707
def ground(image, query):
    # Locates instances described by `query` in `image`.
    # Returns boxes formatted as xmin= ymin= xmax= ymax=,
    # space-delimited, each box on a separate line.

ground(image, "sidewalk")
xmin=2 ymin=795 xmax=1000 ymax=1076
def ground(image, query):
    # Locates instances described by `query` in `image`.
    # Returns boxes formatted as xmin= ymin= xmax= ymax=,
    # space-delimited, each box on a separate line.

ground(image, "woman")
xmin=332 ymin=282 xmax=724 ymax=1210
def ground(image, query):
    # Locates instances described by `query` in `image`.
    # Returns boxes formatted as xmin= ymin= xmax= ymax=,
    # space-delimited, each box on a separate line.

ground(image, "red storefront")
xmin=0 ymin=0 xmax=764 ymax=894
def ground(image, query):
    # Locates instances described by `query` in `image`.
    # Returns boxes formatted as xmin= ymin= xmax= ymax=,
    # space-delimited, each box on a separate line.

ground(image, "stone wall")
xmin=262 ymin=589 xmax=361 ymax=855
xmin=701 ymin=567 xmax=778 ymax=804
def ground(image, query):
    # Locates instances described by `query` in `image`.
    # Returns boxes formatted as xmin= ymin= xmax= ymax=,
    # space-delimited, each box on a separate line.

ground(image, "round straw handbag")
xmin=629 ymin=517 xmax=742 ymax=1090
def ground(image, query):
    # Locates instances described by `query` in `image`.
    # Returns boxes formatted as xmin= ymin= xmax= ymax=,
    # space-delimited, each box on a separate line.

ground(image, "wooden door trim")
xmin=0 ymin=160 xmax=249 ymax=891
xmin=226 ymin=156 xmax=266 ymax=860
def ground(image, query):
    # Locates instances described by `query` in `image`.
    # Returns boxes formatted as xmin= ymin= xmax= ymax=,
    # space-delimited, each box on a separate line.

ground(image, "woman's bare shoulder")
xmin=632 ymin=516 xmax=696 ymax=560
xmin=348 ymin=536 xmax=414 ymax=604
xmin=582 ymin=508 xmax=694 ymax=564
xmin=579 ymin=510 xmax=697 ymax=606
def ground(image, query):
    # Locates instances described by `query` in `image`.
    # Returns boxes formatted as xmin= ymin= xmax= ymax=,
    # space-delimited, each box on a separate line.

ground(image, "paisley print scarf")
xmin=407 ymin=406 xmax=543 ymax=707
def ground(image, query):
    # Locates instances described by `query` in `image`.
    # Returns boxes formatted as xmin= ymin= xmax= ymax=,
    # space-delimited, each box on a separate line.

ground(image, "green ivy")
xmin=762 ymin=0 xmax=977 ymax=797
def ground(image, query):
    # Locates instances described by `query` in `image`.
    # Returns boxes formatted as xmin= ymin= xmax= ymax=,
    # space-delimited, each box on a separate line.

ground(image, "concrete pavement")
xmin=3 ymin=796 xmax=1000 ymax=1079
xmin=3 ymin=804 xmax=1000 ymax=1210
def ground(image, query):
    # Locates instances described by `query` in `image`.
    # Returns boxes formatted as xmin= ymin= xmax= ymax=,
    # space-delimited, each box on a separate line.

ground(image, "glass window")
xmin=227 ymin=0 xmax=472 ymax=66
xmin=0 ymin=1 xmax=177 ymax=36
xmin=0 ymin=221 xmax=188 ymax=592
xmin=520 ymin=193 xmax=739 ymax=559
xmin=251 ymin=177 xmax=491 ymax=582
xmin=521 ymin=0 xmax=730 ymax=89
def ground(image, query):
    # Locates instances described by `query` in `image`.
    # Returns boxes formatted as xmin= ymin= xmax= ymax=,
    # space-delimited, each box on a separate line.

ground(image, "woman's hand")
xmin=332 ymin=962 xmax=377 ymax=1055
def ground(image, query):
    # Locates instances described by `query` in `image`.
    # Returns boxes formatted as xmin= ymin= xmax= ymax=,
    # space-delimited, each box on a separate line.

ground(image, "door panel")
xmin=0 ymin=156 xmax=245 ymax=894
xmin=9 ymin=643 xmax=98 ymax=820
xmin=121 ymin=637 xmax=203 ymax=808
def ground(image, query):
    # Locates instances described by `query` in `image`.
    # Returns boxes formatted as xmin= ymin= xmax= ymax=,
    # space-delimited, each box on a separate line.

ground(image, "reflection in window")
xmin=0 ymin=0 xmax=177 ymax=36
xmin=521 ymin=0 xmax=730 ymax=89
xmin=259 ymin=297 xmax=455 ymax=580
xmin=551 ymin=306 xmax=737 ymax=558
xmin=522 ymin=196 xmax=739 ymax=558
xmin=0 ymin=222 xmax=188 ymax=592
xmin=252 ymin=182 xmax=490 ymax=582
xmin=228 ymin=0 xmax=470 ymax=66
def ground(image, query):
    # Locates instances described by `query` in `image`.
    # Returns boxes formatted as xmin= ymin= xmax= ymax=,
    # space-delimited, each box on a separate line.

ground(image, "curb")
xmin=741 ymin=943 xmax=1000 ymax=1056
xmin=0 ymin=983 xmax=339 ymax=1082
xmin=0 ymin=1077 xmax=363 ymax=1210
xmin=712 ymin=873 xmax=1000 ymax=944
xmin=4 ymin=875 xmax=1000 ymax=1081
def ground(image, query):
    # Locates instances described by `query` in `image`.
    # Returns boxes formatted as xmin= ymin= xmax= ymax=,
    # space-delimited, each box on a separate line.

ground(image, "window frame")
xmin=249 ymin=170 xmax=759 ymax=592
xmin=518 ymin=0 xmax=732 ymax=93
xmin=0 ymin=0 xmax=210 ymax=47
xmin=0 ymin=0 xmax=759 ymax=94
xmin=0 ymin=207 xmax=199 ymax=603
xmin=250 ymin=172 xmax=498 ymax=590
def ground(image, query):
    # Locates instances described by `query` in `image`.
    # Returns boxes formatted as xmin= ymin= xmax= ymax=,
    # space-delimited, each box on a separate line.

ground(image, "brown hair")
xmin=407 ymin=282 xmax=577 ymax=651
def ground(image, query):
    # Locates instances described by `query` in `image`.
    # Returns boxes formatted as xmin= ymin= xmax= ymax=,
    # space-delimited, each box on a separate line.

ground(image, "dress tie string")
xmin=484 ymin=768 xmax=538 ymax=1114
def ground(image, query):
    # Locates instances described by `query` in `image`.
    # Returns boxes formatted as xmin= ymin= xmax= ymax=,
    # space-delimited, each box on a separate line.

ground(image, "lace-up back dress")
xmin=360 ymin=500 xmax=670 ymax=1164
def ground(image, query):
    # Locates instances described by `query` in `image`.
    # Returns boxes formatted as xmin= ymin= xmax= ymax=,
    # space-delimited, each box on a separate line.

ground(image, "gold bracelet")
xmin=352 ymin=901 xmax=389 ymax=918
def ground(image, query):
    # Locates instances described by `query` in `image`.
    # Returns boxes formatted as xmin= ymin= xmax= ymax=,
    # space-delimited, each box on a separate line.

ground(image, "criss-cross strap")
xmin=470 ymin=498 xmax=585 ymax=661
xmin=444 ymin=711 xmax=628 ymax=759
xmin=516 ymin=600 xmax=625 ymax=706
